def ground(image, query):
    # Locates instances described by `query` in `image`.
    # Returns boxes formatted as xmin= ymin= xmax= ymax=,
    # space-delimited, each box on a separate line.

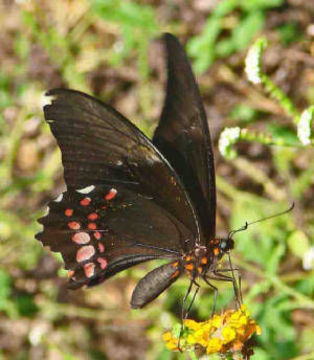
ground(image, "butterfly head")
xmin=208 ymin=237 xmax=234 ymax=260
xmin=216 ymin=237 xmax=234 ymax=258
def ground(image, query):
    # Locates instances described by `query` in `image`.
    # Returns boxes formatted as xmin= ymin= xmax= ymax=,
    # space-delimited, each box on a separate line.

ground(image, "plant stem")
xmin=233 ymin=157 xmax=286 ymax=201
xmin=235 ymin=258 xmax=314 ymax=309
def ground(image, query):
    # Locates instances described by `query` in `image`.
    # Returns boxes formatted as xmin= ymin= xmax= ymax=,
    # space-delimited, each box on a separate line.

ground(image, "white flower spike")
xmin=297 ymin=106 xmax=313 ymax=146
xmin=219 ymin=127 xmax=241 ymax=158
xmin=245 ymin=38 xmax=267 ymax=85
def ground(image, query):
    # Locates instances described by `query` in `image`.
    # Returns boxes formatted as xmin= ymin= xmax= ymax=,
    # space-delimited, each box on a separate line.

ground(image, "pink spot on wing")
xmin=80 ymin=197 xmax=91 ymax=206
xmin=68 ymin=270 xmax=75 ymax=278
xmin=98 ymin=242 xmax=105 ymax=253
xmin=72 ymin=232 xmax=90 ymax=244
xmin=88 ymin=212 xmax=98 ymax=221
xmin=84 ymin=263 xmax=95 ymax=278
xmin=68 ymin=221 xmax=80 ymax=230
xmin=97 ymin=257 xmax=108 ymax=269
xmin=88 ymin=222 xmax=97 ymax=230
xmin=65 ymin=209 xmax=73 ymax=217
xmin=105 ymin=188 xmax=117 ymax=201
xmin=94 ymin=231 xmax=102 ymax=240
xmin=76 ymin=245 xmax=95 ymax=262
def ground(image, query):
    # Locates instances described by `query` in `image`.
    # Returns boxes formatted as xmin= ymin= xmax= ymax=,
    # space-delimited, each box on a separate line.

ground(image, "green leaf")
xmin=278 ymin=22 xmax=301 ymax=45
xmin=213 ymin=0 xmax=238 ymax=17
xmin=230 ymin=104 xmax=258 ymax=123
xmin=187 ymin=17 xmax=221 ymax=73
xmin=230 ymin=11 xmax=265 ymax=51
xmin=0 ymin=270 xmax=12 ymax=304
xmin=16 ymin=294 xmax=39 ymax=317
xmin=266 ymin=124 xmax=300 ymax=146
xmin=240 ymin=0 xmax=284 ymax=11
xmin=265 ymin=243 xmax=286 ymax=274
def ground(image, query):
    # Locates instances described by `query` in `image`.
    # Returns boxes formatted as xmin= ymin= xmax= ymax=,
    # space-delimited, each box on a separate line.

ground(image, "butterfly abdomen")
xmin=131 ymin=261 xmax=183 ymax=309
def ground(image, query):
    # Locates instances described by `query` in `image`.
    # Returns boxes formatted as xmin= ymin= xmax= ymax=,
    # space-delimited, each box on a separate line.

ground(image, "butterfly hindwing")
xmin=36 ymin=184 xmax=191 ymax=288
xmin=153 ymin=33 xmax=216 ymax=241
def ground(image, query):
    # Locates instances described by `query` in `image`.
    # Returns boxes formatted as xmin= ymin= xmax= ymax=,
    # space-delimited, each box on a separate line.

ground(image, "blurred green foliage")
xmin=187 ymin=0 xmax=285 ymax=73
xmin=92 ymin=0 xmax=158 ymax=75
xmin=0 ymin=1 xmax=313 ymax=359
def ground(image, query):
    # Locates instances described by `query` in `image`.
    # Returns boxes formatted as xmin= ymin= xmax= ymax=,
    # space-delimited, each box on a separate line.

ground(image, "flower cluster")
xmin=163 ymin=305 xmax=261 ymax=357
xmin=245 ymin=38 xmax=267 ymax=85
xmin=297 ymin=106 xmax=313 ymax=146
xmin=218 ymin=127 xmax=241 ymax=159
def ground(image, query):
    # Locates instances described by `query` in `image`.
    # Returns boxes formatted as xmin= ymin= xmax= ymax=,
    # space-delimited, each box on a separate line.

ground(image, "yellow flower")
xmin=184 ymin=319 xmax=200 ymax=331
xmin=207 ymin=337 xmax=223 ymax=354
xmin=162 ymin=332 xmax=179 ymax=351
xmin=222 ymin=326 xmax=237 ymax=344
xmin=163 ymin=304 xmax=262 ymax=357
xmin=256 ymin=325 xmax=262 ymax=335
xmin=187 ymin=334 xmax=196 ymax=345
xmin=211 ymin=314 xmax=222 ymax=328
xmin=162 ymin=331 xmax=172 ymax=342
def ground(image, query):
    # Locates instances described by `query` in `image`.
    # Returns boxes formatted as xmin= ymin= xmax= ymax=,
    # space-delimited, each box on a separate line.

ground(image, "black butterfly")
xmin=36 ymin=33 xmax=235 ymax=310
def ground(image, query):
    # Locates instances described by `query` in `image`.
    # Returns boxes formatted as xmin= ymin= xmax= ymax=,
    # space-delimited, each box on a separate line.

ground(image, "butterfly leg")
xmin=204 ymin=272 xmax=241 ymax=316
xmin=210 ymin=269 xmax=242 ymax=309
xmin=213 ymin=263 xmax=242 ymax=308
xmin=228 ymin=252 xmax=242 ymax=308
xmin=178 ymin=280 xmax=193 ymax=351
xmin=184 ymin=280 xmax=200 ymax=319
xmin=202 ymin=276 xmax=219 ymax=316
xmin=178 ymin=279 xmax=200 ymax=351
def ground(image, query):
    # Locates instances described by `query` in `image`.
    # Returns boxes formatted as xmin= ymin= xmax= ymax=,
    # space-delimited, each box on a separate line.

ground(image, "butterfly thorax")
xmin=177 ymin=238 xmax=234 ymax=279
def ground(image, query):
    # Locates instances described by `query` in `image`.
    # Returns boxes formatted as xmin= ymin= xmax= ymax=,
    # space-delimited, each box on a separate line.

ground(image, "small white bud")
xmin=218 ymin=127 xmax=241 ymax=158
xmin=297 ymin=106 xmax=313 ymax=145
xmin=303 ymin=247 xmax=314 ymax=270
xmin=245 ymin=38 xmax=267 ymax=85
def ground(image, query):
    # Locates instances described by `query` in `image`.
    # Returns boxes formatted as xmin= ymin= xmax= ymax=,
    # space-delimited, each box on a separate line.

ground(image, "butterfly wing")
xmin=36 ymin=184 xmax=187 ymax=289
xmin=36 ymin=88 xmax=200 ymax=288
xmin=153 ymin=33 xmax=216 ymax=241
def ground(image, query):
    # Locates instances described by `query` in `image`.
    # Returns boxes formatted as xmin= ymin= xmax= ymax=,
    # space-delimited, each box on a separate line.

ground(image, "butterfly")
xmin=35 ymin=33 xmax=236 ymax=310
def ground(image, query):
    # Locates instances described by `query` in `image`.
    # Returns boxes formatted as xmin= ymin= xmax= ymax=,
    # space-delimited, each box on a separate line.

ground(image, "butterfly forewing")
xmin=153 ymin=34 xmax=216 ymax=241
xmin=43 ymin=88 xmax=200 ymax=249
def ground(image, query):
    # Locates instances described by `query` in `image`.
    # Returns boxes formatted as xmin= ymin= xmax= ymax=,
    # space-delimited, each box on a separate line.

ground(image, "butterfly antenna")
xmin=228 ymin=202 xmax=295 ymax=238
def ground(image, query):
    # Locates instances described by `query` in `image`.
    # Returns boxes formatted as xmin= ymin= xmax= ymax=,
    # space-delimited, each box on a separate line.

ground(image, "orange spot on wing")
xmin=80 ymin=197 xmax=91 ymax=206
xmin=72 ymin=232 xmax=90 ymax=244
xmin=213 ymin=247 xmax=220 ymax=256
xmin=172 ymin=261 xmax=179 ymax=268
xmin=65 ymin=209 xmax=73 ymax=217
xmin=76 ymin=245 xmax=95 ymax=262
xmin=84 ymin=263 xmax=95 ymax=278
xmin=88 ymin=222 xmax=97 ymax=230
xmin=171 ymin=270 xmax=180 ymax=279
xmin=201 ymin=257 xmax=207 ymax=265
xmin=68 ymin=221 xmax=80 ymax=230
xmin=97 ymin=257 xmax=108 ymax=269
xmin=105 ymin=188 xmax=117 ymax=201
xmin=186 ymin=255 xmax=191 ymax=261
xmin=88 ymin=212 xmax=99 ymax=221
xmin=185 ymin=263 xmax=194 ymax=271
xmin=98 ymin=242 xmax=105 ymax=253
